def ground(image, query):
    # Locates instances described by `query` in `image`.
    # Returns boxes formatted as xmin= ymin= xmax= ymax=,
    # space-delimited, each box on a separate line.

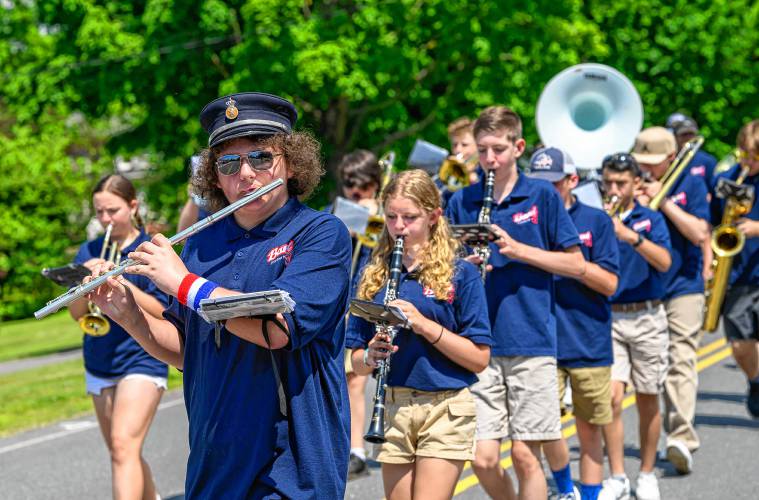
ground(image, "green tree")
xmin=0 ymin=0 xmax=757 ymax=319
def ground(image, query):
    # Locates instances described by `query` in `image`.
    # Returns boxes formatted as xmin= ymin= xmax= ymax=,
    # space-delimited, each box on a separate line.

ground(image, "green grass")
xmin=0 ymin=359 xmax=184 ymax=437
xmin=0 ymin=311 xmax=83 ymax=362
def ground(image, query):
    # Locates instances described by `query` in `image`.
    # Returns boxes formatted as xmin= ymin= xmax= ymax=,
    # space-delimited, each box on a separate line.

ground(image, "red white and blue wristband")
xmin=177 ymin=273 xmax=219 ymax=312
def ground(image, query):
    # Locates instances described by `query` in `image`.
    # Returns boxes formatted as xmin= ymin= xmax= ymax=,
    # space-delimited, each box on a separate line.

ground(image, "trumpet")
xmin=648 ymin=135 xmax=704 ymax=210
xmin=355 ymin=151 xmax=396 ymax=250
xmin=438 ymin=153 xmax=477 ymax=192
xmin=604 ymin=195 xmax=624 ymax=217
xmin=78 ymin=223 xmax=119 ymax=336
xmin=35 ymin=178 xmax=284 ymax=320
xmin=703 ymin=167 xmax=755 ymax=332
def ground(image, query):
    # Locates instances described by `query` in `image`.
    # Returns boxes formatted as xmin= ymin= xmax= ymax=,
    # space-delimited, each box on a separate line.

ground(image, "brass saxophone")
xmin=703 ymin=167 xmax=755 ymax=332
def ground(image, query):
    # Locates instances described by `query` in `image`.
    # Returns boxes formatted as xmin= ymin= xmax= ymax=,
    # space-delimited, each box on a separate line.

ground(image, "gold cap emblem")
xmin=225 ymin=98 xmax=239 ymax=120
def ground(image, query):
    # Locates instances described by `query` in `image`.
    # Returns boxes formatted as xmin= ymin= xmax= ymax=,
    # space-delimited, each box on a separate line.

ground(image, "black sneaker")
xmin=748 ymin=381 xmax=759 ymax=418
xmin=347 ymin=454 xmax=369 ymax=480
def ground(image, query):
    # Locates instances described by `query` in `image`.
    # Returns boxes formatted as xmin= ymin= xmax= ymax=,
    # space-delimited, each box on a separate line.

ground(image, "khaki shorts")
xmin=377 ymin=387 xmax=477 ymax=463
xmin=471 ymin=356 xmax=561 ymax=442
xmin=557 ymin=366 xmax=612 ymax=425
xmin=611 ymin=304 xmax=669 ymax=395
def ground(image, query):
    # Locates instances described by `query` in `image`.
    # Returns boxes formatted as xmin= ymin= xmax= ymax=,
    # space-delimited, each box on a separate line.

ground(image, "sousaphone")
xmin=536 ymin=63 xmax=643 ymax=170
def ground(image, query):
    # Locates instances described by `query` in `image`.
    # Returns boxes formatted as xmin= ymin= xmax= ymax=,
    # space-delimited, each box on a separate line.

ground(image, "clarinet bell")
xmin=364 ymin=410 xmax=386 ymax=444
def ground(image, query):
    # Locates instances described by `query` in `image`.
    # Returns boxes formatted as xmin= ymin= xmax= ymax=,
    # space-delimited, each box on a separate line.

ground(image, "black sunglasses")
xmin=216 ymin=150 xmax=282 ymax=176
xmin=602 ymin=153 xmax=640 ymax=174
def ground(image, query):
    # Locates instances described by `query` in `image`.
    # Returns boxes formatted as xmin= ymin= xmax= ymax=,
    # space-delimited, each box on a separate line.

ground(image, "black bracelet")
xmin=632 ymin=232 xmax=644 ymax=248
xmin=431 ymin=325 xmax=445 ymax=345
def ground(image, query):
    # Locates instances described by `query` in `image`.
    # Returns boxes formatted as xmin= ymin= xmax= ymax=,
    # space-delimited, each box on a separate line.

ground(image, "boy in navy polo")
xmin=446 ymin=106 xmax=586 ymax=500
xmin=665 ymin=113 xmax=718 ymax=191
xmin=87 ymin=92 xmax=352 ymax=499
xmin=526 ymin=148 xmax=620 ymax=500
xmin=599 ymin=154 xmax=672 ymax=500
xmin=712 ymin=119 xmax=759 ymax=419
xmin=632 ymin=127 xmax=710 ymax=475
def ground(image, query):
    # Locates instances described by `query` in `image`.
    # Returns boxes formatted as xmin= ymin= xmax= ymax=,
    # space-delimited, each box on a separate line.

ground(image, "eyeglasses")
xmin=216 ymin=150 xmax=282 ymax=175
xmin=738 ymin=149 xmax=759 ymax=162
xmin=342 ymin=178 xmax=374 ymax=190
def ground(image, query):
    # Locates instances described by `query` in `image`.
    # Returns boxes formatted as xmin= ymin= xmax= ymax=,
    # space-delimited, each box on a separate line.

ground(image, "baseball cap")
xmin=526 ymin=147 xmax=576 ymax=182
xmin=632 ymin=127 xmax=677 ymax=165
xmin=666 ymin=113 xmax=699 ymax=136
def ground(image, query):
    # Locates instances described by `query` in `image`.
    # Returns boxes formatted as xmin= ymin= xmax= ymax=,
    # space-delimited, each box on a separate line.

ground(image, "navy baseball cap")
xmin=199 ymin=92 xmax=298 ymax=147
xmin=666 ymin=112 xmax=699 ymax=136
xmin=527 ymin=147 xmax=577 ymax=182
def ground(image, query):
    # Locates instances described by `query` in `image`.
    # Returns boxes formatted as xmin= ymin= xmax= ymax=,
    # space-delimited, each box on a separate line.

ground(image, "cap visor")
xmin=632 ymin=152 xmax=667 ymax=165
xmin=525 ymin=171 xmax=566 ymax=182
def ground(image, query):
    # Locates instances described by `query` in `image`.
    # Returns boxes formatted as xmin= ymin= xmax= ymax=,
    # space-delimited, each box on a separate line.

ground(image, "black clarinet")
xmin=364 ymin=235 xmax=405 ymax=444
xmin=475 ymin=169 xmax=495 ymax=281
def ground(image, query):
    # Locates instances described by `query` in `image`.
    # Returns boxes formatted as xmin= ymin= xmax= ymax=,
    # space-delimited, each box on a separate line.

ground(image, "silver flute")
xmin=34 ymin=178 xmax=285 ymax=319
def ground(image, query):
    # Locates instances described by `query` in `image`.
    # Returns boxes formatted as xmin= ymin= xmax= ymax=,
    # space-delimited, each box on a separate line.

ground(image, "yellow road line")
xmin=453 ymin=337 xmax=732 ymax=496
xmin=697 ymin=337 xmax=727 ymax=357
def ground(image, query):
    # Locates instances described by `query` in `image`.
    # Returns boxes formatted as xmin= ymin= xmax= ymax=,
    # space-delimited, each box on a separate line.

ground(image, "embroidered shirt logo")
xmin=266 ymin=240 xmax=294 ymax=265
xmin=670 ymin=191 xmax=687 ymax=206
xmin=423 ymin=285 xmax=456 ymax=304
xmin=512 ymin=205 xmax=539 ymax=225
xmin=579 ymin=230 xmax=593 ymax=247
xmin=632 ymin=219 xmax=652 ymax=233
xmin=690 ymin=165 xmax=705 ymax=176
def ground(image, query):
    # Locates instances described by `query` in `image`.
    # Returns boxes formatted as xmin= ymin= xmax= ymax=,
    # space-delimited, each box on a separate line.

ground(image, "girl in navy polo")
xmin=68 ymin=174 xmax=168 ymax=500
xmin=347 ymin=169 xmax=492 ymax=499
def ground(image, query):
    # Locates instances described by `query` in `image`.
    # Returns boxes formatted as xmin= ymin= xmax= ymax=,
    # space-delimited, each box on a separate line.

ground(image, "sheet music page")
xmin=333 ymin=197 xmax=371 ymax=234
xmin=198 ymin=290 xmax=296 ymax=323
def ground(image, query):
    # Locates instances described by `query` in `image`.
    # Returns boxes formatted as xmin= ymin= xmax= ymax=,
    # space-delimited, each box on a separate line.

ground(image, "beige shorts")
xmin=377 ymin=387 xmax=477 ymax=464
xmin=471 ymin=356 xmax=561 ymax=442
xmin=611 ymin=304 xmax=669 ymax=395
xmin=557 ymin=366 xmax=612 ymax=425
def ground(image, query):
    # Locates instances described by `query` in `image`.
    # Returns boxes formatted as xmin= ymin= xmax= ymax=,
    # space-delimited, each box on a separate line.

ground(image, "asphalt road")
xmin=1 ymin=337 xmax=756 ymax=499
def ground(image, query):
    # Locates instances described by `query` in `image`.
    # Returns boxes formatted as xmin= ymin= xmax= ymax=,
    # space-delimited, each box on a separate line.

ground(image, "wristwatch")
xmin=632 ymin=232 xmax=644 ymax=248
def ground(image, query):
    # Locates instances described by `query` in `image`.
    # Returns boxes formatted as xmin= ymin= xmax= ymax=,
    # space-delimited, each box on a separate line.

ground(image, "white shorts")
xmin=85 ymin=370 xmax=168 ymax=396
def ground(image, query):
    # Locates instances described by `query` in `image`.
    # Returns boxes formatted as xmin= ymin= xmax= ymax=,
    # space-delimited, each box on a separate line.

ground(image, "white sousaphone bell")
xmin=536 ymin=63 xmax=643 ymax=170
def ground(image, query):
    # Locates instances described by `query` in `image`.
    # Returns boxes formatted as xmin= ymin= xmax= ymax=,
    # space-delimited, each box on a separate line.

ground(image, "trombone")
xmin=648 ymin=135 xmax=704 ymax=210
xmin=78 ymin=223 xmax=119 ymax=336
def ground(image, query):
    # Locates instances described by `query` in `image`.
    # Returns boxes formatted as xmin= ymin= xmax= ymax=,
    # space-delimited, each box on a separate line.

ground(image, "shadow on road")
xmin=694 ymin=413 xmax=759 ymax=429
xmin=696 ymin=390 xmax=744 ymax=404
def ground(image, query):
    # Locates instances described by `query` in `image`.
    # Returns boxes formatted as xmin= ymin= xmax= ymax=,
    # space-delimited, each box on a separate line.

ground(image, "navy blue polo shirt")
xmin=346 ymin=260 xmax=492 ymax=390
xmin=163 ymin=197 xmax=352 ymax=499
xmin=556 ymin=201 xmax=619 ymax=368
xmin=661 ymin=173 xmax=709 ymax=299
xmin=687 ymin=149 xmax=718 ymax=192
xmin=713 ymin=166 xmax=759 ymax=287
xmin=74 ymin=229 xmax=168 ymax=379
xmin=611 ymin=203 xmax=672 ymax=304
xmin=446 ymin=174 xmax=581 ymax=357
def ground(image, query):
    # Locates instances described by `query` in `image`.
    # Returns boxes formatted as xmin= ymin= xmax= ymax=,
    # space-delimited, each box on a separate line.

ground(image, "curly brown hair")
xmin=191 ymin=131 xmax=324 ymax=212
